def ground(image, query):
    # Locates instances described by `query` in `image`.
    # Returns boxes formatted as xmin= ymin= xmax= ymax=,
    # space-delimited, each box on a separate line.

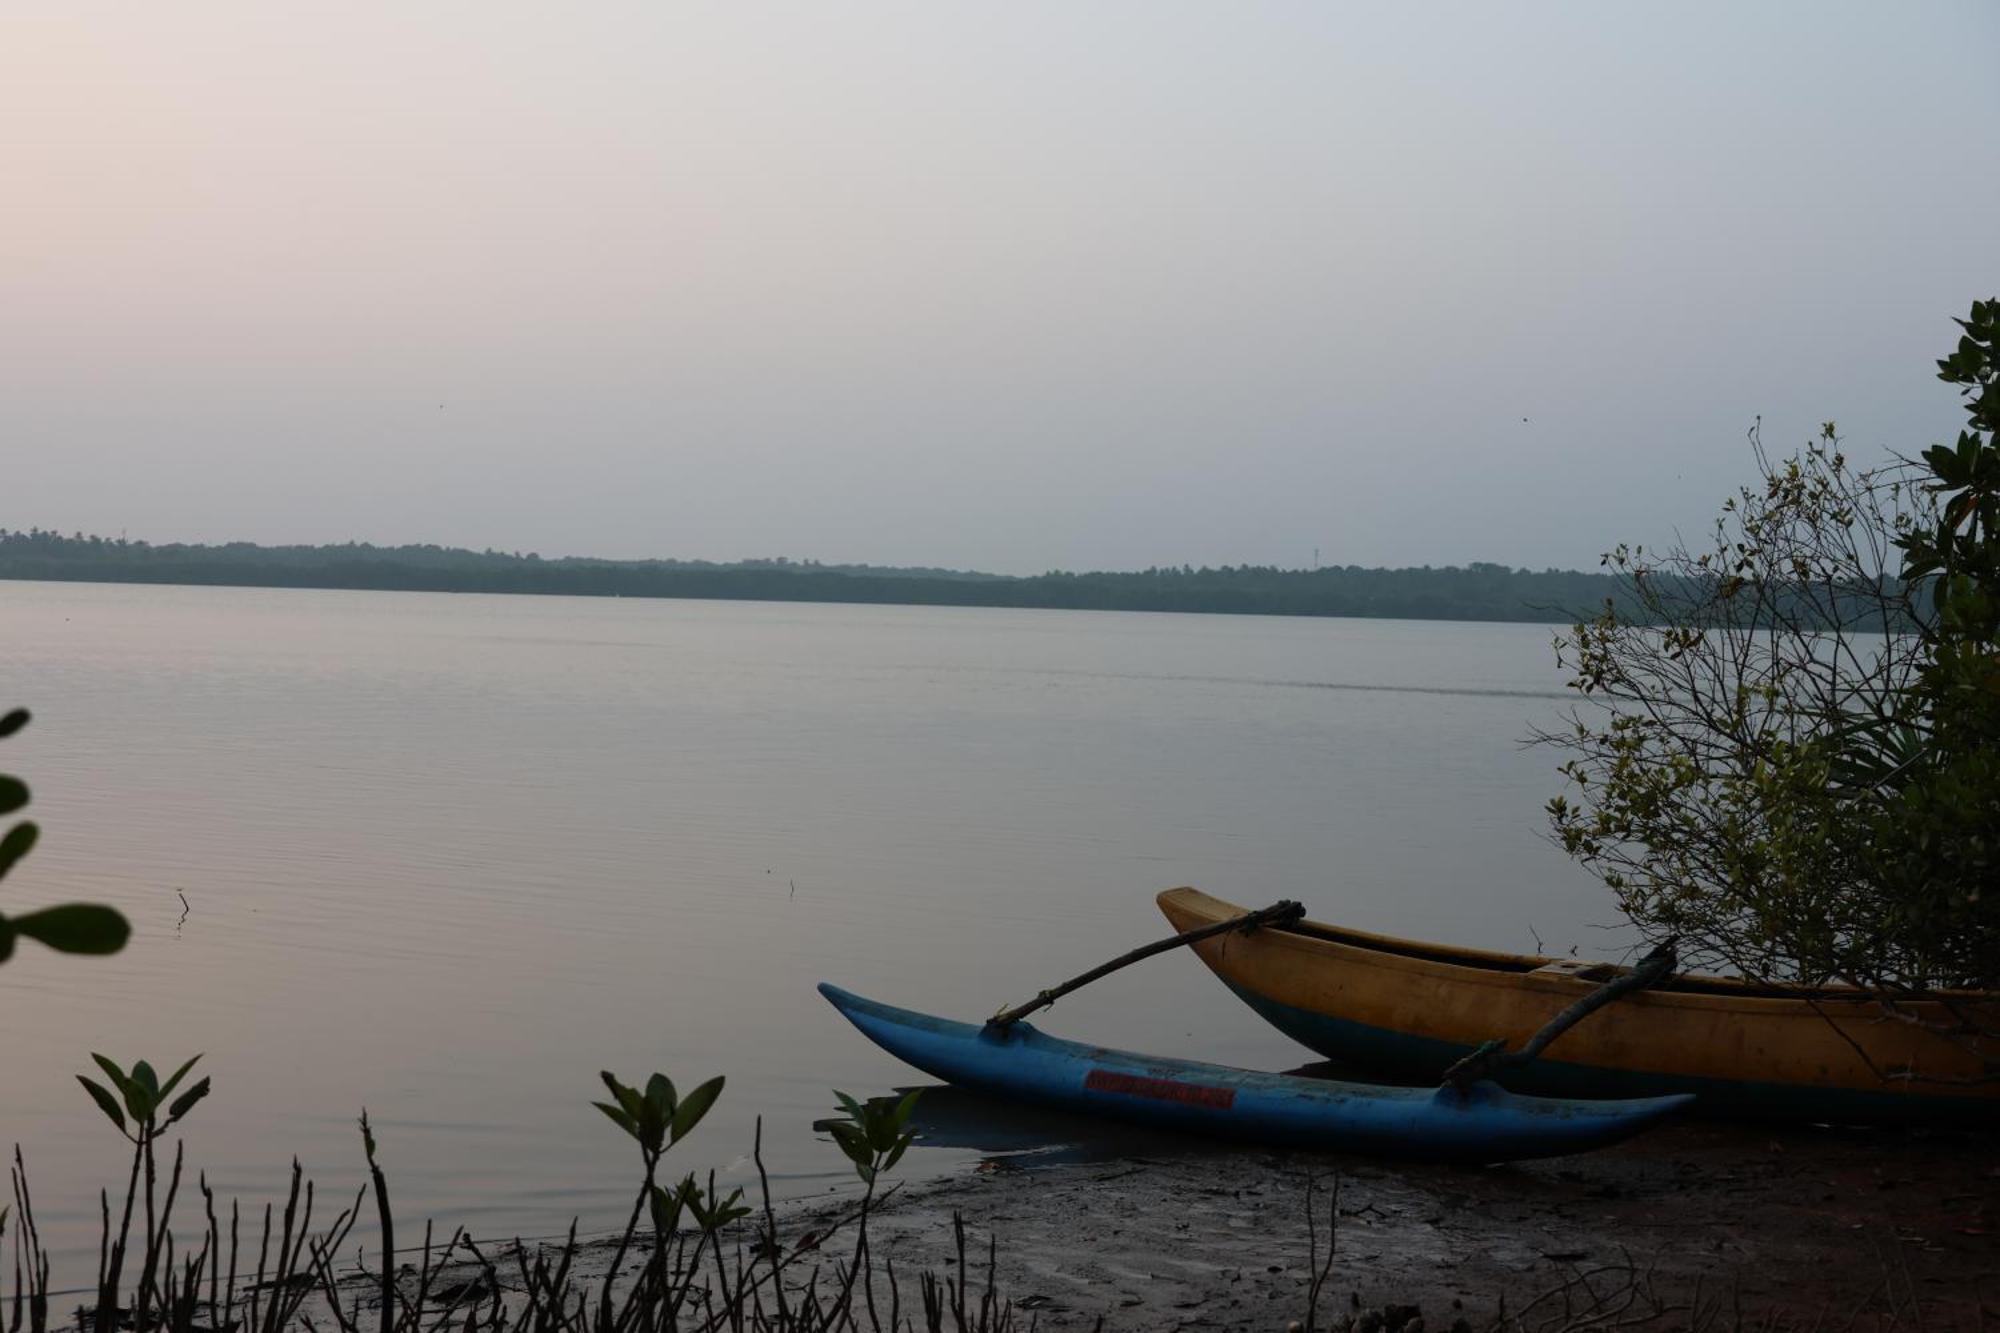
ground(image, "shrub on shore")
xmin=1545 ymin=299 xmax=1999 ymax=1078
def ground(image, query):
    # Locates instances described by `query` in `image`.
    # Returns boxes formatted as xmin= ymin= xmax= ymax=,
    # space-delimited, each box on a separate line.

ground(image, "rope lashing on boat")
xmin=1441 ymin=936 xmax=1679 ymax=1092
xmin=987 ymin=899 xmax=1306 ymax=1031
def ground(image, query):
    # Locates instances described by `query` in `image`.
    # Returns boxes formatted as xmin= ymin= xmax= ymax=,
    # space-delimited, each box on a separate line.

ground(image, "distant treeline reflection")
xmin=0 ymin=528 xmax=1634 ymax=623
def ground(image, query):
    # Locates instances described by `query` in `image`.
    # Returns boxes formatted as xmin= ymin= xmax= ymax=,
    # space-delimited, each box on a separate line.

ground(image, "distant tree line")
xmin=0 ymin=527 xmax=1649 ymax=623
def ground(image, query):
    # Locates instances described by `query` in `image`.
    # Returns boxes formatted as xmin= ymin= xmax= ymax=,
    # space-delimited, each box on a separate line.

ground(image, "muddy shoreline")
xmin=781 ymin=1117 xmax=1999 ymax=1330
xmin=289 ymin=1110 xmax=1997 ymax=1331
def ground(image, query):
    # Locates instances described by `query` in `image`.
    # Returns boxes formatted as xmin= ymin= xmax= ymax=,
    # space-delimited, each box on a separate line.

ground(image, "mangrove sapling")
xmin=76 ymin=1054 xmax=211 ymax=1333
xmin=589 ymin=1068 xmax=724 ymax=1330
xmin=674 ymin=1172 xmax=752 ymax=1321
xmin=822 ymin=1089 xmax=919 ymax=1328
xmin=33 ymin=1065 xmax=1018 ymax=1333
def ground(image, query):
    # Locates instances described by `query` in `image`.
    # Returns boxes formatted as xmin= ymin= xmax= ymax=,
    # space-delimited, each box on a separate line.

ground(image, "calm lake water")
xmin=0 ymin=581 xmax=1617 ymax=1279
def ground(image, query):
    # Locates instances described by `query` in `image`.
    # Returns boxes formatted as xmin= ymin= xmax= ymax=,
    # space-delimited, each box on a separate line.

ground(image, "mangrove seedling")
xmin=824 ymin=1089 xmax=920 ymax=1325
xmin=655 ymin=1173 xmax=749 ymax=1236
xmin=590 ymin=1069 xmax=725 ymax=1326
xmin=593 ymin=1070 xmax=725 ymax=1173
xmin=824 ymin=1090 xmax=920 ymax=1187
xmin=77 ymin=1054 xmax=210 ymax=1333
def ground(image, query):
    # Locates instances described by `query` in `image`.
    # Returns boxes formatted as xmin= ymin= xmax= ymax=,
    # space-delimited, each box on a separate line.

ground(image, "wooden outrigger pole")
xmin=987 ymin=899 xmax=1306 ymax=1030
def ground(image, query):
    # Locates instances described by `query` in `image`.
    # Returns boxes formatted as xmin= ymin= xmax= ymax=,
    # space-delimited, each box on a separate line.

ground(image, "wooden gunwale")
xmin=1158 ymin=886 xmax=1997 ymax=1114
xmin=1222 ymin=893 xmax=1990 ymax=1009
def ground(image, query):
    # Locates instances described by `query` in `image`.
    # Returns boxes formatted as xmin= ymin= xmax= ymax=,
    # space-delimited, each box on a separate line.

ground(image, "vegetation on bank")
xmin=0 ymin=531 xmax=1632 ymax=625
xmin=1546 ymin=299 xmax=1999 ymax=1078
xmin=3 ymin=1047 xmax=1063 ymax=1333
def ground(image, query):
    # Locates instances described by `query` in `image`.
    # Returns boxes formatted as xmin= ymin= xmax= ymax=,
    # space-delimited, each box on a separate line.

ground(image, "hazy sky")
xmin=5 ymin=4 xmax=1997 ymax=575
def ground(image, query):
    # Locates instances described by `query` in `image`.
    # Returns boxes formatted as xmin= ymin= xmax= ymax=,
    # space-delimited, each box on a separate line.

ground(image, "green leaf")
xmin=600 ymin=1072 xmax=644 ymax=1120
xmin=865 ymin=1106 xmax=898 ymax=1153
xmin=892 ymin=1089 xmax=922 ymax=1128
xmin=77 ymin=1075 xmax=128 ymax=1135
xmin=0 ymin=709 xmax=27 ymax=738
xmin=698 ymin=1187 xmax=748 ymax=1229
xmin=91 ymin=1054 xmax=132 ymax=1100
xmin=0 ymin=822 xmax=37 ymax=881
xmin=635 ymin=1099 xmax=666 ymax=1153
xmin=592 ymin=1101 xmax=638 ymax=1138
xmin=167 ymin=1077 xmax=210 ymax=1124
xmin=0 ymin=918 xmax=13 ymax=964
xmin=12 ymin=905 xmax=130 ymax=956
xmin=647 ymin=1182 xmax=685 ymax=1234
xmin=826 ymin=1121 xmax=873 ymax=1168
xmin=832 ymin=1091 xmax=865 ymax=1121
xmin=669 ymin=1076 xmax=724 ymax=1144
xmin=882 ymin=1133 xmax=913 ymax=1173
xmin=132 ymin=1060 xmax=160 ymax=1100
xmin=0 ymin=779 xmax=27 ymax=817
xmin=644 ymin=1073 xmax=677 ymax=1116
xmin=158 ymin=1054 xmax=203 ymax=1100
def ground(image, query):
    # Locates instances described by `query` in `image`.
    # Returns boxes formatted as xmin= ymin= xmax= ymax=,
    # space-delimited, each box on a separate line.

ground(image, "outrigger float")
xmin=819 ymin=983 xmax=1692 ymax=1163
xmin=821 ymin=898 xmax=1700 ymax=1162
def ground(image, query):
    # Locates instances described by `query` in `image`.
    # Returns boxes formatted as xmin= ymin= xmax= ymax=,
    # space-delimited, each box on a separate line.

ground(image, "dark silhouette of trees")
xmin=0 ymin=531 xmax=1631 ymax=625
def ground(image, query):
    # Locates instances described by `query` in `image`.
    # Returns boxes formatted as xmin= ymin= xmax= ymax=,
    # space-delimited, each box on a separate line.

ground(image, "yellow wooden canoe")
xmin=1158 ymin=887 xmax=1998 ymax=1123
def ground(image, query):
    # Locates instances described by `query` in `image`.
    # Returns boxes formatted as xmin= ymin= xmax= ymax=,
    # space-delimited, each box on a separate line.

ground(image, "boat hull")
xmin=819 ymin=983 xmax=1692 ymax=1162
xmin=1157 ymin=887 xmax=1998 ymax=1125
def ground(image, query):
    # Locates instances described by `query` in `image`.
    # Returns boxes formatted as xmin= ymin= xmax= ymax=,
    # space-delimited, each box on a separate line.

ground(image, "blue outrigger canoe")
xmin=820 ymin=985 xmax=1693 ymax=1163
